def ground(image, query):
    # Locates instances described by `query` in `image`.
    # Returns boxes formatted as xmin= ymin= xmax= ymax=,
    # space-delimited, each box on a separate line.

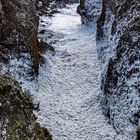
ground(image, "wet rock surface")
xmin=97 ymin=0 xmax=140 ymax=135
xmin=0 ymin=75 xmax=52 ymax=140
xmin=37 ymin=0 xmax=60 ymax=16
xmin=77 ymin=0 xmax=102 ymax=23
xmin=37 ymin=0 xmax=78 ymax=17
xmin=0 ymin=0 xmax=53 ymax=139
xmin=0 ymin=0 xmax=56 ymax=78
xmin=0 ymin=0 xmax=39 ymax=76
xmin=79 ymin=0 xmax=140 ymax=138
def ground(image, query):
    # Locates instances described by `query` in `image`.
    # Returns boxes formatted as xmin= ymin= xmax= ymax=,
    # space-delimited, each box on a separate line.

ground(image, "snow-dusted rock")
xmin=79 ymin=0 xmax=140 ymax=138
xmin=77 ymin=0 xmax=102 ymax=23
xmin=0 ymin=0 xmax=39 ymax=75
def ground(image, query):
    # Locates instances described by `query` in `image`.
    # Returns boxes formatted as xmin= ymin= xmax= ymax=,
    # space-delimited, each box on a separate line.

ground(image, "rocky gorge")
xmin=0 ymin=0 xmax=139 ymax=139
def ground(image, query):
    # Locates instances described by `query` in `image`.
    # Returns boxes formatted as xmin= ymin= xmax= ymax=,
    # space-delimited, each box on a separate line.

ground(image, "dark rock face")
xmin=79 ymin=0 xmax=140 ymax=137
xmin=0 ymin=75 xmax=52 ymax=140
xmin=37 ymin=0 xmax=58 ymax=16
xmin=77 ymin=0 xmax=102 ymax=23
xmin=97 ymin=0 xmax=140 ymax=134
xmin=37 ymin=0 xmax=78 ymax=16
xmin=0 ymin=0 xmax=39 ymax=75
xmin=0 ymin=1 xmax=53 ymax=139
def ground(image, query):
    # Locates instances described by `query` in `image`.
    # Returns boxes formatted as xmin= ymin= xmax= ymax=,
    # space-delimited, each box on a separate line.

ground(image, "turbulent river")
xmin=30 ymin=4 xmax=128 ymax=140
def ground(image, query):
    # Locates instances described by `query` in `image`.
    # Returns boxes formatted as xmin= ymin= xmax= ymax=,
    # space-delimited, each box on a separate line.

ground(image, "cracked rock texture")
xmin=78 ymin=0 xmax=140 ymax=138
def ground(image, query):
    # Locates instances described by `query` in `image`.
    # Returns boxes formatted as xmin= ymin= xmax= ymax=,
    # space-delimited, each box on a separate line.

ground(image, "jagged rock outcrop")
xmin=77 ymin=0 xmax=102 ymax=23
xmin=97 ymin=0 xmax=140 ymax=136
xmin=0 ymin=75 xmax=52 ymax=140
xmin=0 ymin=0 xmax=39 ymax=75
xmin=37 ymin=0 xmax=59 ymax=16
xmin=78 ymin=0 xmax=140 ymax=138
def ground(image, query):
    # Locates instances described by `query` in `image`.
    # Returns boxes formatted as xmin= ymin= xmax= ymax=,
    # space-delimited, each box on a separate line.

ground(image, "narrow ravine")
xmin=33 ymin=4 xmax=128 ymax=140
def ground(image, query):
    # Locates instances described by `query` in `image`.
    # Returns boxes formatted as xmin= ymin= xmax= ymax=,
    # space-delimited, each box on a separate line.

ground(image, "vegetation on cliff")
xmin=0 ymin=75 xmax=52 ymax=140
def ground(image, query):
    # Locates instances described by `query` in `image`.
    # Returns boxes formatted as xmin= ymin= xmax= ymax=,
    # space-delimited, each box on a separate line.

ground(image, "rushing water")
xmin=32 ymin=4 xmax=128 ymax=140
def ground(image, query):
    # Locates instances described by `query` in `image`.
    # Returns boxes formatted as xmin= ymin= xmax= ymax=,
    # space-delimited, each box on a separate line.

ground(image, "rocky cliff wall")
xmin=77 ymin=0 xmax=102 ymax=23
xmin=0 ymin=1 xmax=53 ymax=139
xmin=0 ymin=0 xmax=39 ymax=76
xmin=78 ymin=0 xmax=140 ymax=138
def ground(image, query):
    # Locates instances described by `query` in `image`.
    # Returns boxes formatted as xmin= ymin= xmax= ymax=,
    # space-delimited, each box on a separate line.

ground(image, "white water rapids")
xmin=30 ymin=4 xmax=129 ymax=140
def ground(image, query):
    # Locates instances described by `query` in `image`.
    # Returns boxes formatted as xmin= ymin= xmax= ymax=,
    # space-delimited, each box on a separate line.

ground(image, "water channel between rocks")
xmin=30 ymin=4 xmax=127 ymax=140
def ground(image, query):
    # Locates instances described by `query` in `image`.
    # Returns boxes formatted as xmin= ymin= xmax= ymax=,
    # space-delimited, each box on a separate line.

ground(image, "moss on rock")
xmin=0 ymin=75 xmax=52 ymax=140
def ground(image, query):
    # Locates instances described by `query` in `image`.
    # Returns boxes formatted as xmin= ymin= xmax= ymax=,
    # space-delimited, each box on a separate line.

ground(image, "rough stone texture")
xmin=37 ymin=0 xmax=58 ymax=16
xmin=0 ymin=0 xmax=39 ymax=75
xmin=0 ymin=75 xmax=52 ymax=140
xmin=77 ymin=0 xmax=102 ymax=23
xmin=79 ymin=0 xmax=140 ymax=137
xmin=0 ymin=1 xmax=53 ymax=139
xmin=37 ymin=0 xmax=78 ymax=16
xmin=98 ymin=0 xmax=140 ymax=134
